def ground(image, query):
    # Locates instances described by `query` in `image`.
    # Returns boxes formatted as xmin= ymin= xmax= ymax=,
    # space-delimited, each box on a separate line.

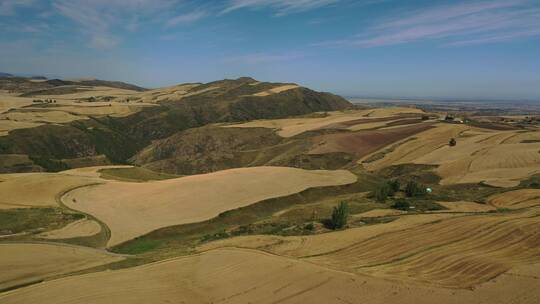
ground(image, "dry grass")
xmin=0 ymin=243 xmax=123 ymax=291
xmin=252 ymin=84 xmax=299 ymax=96
xmin=38 ymin=219 xmax=101 ymax=239
xmin=62 ymin=167 xmax=357 ymax=246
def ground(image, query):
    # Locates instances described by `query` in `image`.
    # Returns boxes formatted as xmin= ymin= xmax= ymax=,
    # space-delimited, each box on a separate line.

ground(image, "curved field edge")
xmin=55 ymin=183 xmax=111 ymax=248
xmin=110 ymin=170 xmax=380 ymax=259
xmin=62 ymin=167 xmax=357 ymax=247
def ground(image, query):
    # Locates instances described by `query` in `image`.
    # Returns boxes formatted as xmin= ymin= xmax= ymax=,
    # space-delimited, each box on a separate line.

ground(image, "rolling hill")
xmin=0 ymin=77 xmax=351 ymax=172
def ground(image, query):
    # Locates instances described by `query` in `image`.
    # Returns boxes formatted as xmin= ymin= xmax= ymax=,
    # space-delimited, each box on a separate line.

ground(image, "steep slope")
xmin=0 ymin=77 xmax=352 ymax=172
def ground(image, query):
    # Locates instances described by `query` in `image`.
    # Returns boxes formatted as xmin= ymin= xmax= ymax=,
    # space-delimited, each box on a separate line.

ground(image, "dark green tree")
xmin=374 ymin=186 xmax=389 ymax=202
xmin=330 ymin=202 xmax=349 ymax=230
xmin=405 ymin=181 xmax=426 ymax=197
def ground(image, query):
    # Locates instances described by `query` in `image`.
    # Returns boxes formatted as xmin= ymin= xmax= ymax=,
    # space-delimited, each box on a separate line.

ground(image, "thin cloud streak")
xmin=221 ymin=0 xmax=340 ymax=16
xmin=166 ymin=10 xmax=208 ymax=27
xmin=317 ymin=0 xmax=540 ymax=48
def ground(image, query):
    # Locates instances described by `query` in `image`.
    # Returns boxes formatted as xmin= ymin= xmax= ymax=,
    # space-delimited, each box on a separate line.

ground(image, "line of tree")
xmin=372 ymin=179 xmax=428 ymax=203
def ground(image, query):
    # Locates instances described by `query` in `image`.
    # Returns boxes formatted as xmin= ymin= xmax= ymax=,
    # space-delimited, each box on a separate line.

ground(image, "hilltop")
xmin=0 ymin=76 xmax=351 ymax=172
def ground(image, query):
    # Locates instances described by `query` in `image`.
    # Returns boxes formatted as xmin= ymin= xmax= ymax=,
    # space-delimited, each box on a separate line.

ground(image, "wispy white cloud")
xmin=52 ymin=0 xmax=180 ymax=49
xmin=0 ymin=0 xmax=35 ymax=15
xmin=166 ymin=10 xmax=208 ymax=27
xmin=316 ymin=0 xmax=540 ymax=48
xmin=222 ymin=0 xmax=340 ymax=16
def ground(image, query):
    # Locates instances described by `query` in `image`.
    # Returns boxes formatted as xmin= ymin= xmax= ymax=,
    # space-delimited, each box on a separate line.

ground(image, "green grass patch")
xmin=0 ymin=208 xmax=83 ymax=235
xmin=116 ymin=239 xmax=162 ymax=254
xmin=99 ymin=167 xmax=179 ymax=182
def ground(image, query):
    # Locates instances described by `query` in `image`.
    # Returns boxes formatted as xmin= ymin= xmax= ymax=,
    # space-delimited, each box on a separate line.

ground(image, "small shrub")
xmin=330 ymin=202 xmax=349 ymax=230
xmin=449 ymin=138 xmax=457 ymax=146
xmin=304 ymin=222 xmax=315 ymax=231
xmin=392 ymin=200 xmax=410 ymax=211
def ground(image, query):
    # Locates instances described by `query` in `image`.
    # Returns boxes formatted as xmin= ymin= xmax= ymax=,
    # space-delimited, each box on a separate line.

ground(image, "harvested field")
xmin=50 ymin=104 xmax=147 ymax=117
xmin=0 ymin=110 xmax=82 ymax=124
xmin=3 ymin=248 xmax=538 ymax=304
xmin=436 ymin=201 xmax=496 ymax=212
xmin=307 ymin=208 xmax=540 ymax=288
xmin=362 ymin=124 xmax=469 ymax=170
xmin=224 ymin=108 xmax=424 ymax=137
xmin=488 ymin=189 xmax=540 ymax=209
xmin=62 ymin=167 xmax=357 ymax=246
xmin=0 ymin=243 xmax=123 ymax=291
xmin=309 ymin=123 xmax=434 ymax=158
xmin=412 ymin=129 xmax=540 ymax=187
xmin=0 ymin=119 xmax=43 ymax=135
xmin=0 ymin=96 xmax=33 ymax=114
xmin=38 ymin=219 xmax=101 ymax=239
xmin=0 ymin=173 xmax=98 ymax=209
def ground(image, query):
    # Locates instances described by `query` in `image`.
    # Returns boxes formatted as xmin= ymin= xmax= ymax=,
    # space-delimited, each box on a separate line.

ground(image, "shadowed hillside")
xmin=0 ymin=77 xmax=351 ymax=172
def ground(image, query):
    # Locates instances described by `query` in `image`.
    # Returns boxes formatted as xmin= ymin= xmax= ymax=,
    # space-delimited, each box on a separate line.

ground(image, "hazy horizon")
xmin=2 ymin=0 xmax=539 ymax=100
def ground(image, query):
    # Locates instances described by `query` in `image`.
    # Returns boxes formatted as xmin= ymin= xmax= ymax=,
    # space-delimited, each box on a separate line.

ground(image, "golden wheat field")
xmin=62 ymin=166 xmax=357 ymax=246
xmin=0 ymin=173 xmax=99 ymax=209
xmin=0 ymin=243 xmax=123 ymax=291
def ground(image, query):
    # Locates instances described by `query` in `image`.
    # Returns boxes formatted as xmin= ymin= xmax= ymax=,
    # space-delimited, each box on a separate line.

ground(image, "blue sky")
xmin=1 ymin=0 xmax=539 ymax=100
